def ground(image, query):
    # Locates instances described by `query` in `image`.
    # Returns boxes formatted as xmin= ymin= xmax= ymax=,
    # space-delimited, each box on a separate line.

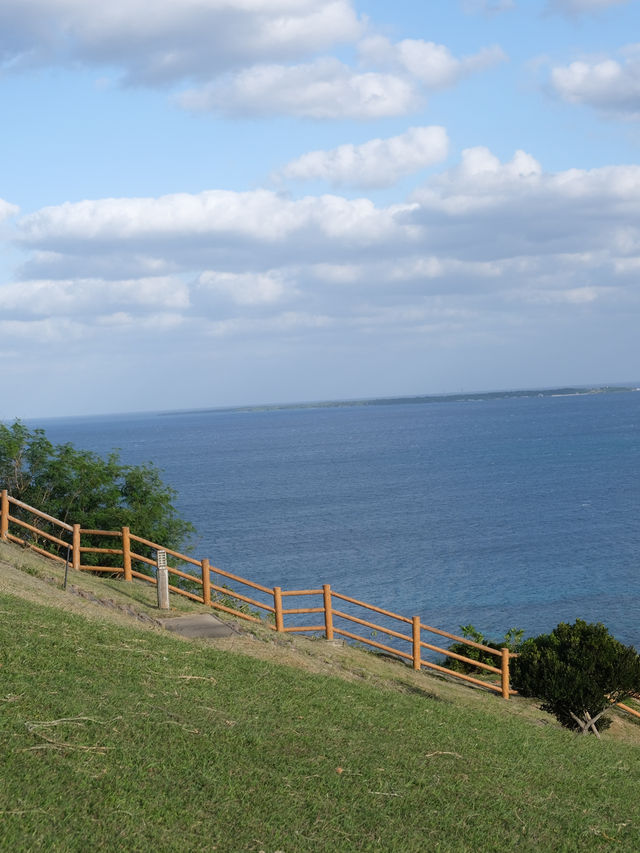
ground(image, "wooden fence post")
xmin=501 ymin=648 xmax=510 ymax=700
xmin=323 ymin=584 xmax=334 ymax=640
xmin=72 ymin=524 xmax=81 ymax=571
xmin=201 ymin=558 xmax=211 ymax=606
xmin=122 ymin=526 xmax=132 ymax=581
xmin=412 ymin=616 xmax=421 ymax=671
xmin=0 ymin=490 xmax=8 ymax=541
xmin=273 ymin=586 xmax=284 ymax=632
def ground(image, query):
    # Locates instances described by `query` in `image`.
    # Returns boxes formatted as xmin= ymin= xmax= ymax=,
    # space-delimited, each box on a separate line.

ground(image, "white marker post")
xmin=156 ymin=550 xmax=169 ymax=610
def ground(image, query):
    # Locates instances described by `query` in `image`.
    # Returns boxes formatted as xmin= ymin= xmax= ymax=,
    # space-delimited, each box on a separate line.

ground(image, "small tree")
xmin=512 ymin=620 xmax=640 ymax=736
xmin=445 ymin=624 xmax=523 ymax=674
xmin=0 ymin=420 xmax=195 ymax=570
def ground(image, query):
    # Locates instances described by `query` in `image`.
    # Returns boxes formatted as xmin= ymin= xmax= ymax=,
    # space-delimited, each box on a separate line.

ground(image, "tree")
xmin=512 ymin=620 xmax=640 ymax=736
xmin=0 ymin=420 xmax=195 ymax=569
xmin=444 ymin=624 xmax=523 ymax=674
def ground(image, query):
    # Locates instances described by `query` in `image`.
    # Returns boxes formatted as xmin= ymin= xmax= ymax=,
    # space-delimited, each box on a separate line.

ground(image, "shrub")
xmin=445 ymin=624 xmax=523 ymax=674
xmin=512 ymin=619 xmax=640 ymax=736
xmin=0 ymin=419 xmax=195 ymax=573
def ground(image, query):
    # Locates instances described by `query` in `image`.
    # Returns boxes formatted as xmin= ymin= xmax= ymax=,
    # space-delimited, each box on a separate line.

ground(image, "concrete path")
xmin=158 ymin=613 xmax=238 ymax=639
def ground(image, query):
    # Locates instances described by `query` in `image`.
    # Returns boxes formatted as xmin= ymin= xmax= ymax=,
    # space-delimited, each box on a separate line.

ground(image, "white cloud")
xmin=94 ymin=311 xmax=185 ymax=330
xmin=15 ymin=153 xmax=640 ymax=286
xmin=305 ymin=262 xmax=362 ymax=283
xmin=550 ymin=47 xmax=640 ymax=117
xmin=17 ymin=155 xmax=640 ymax=277
xmin=414 ymin=145 xmax=640 ymax=214
xmin=179 ymin=34 xmax=507 ymax=119
xmin=206 ymin=310 xmax=332 ymax=338
xmin=196 ymin=270 xmax=289 ymax=306
xmin=17 ymin=190 xmax=415 ymax=256
xmin=0 ymin=199 xmax=19 ymax=221
xmin=0 ymin=317 xmax=87 ymax=344
xmin=178 ymin=58 xmax=420 ymax=119
xmin=412 ymin=147 xmax=544 ymax=214
xmin=0 ymin=276 xmax=189 ymax=318
xmin=277 ymin=126 xmax=448 ymax=188
xmin=358 ymin=36 xmax=506 ymax=89
xmin=0 ymin=0 xmax=362 ymax=83
xmin=0 ymin=2 xmax=507 ymax=120
xmin=462 ymin=1 xmax=515 ymax=13
xmin=549 ymin=0 xmax=629 ymax=14
xmin=6 ymin=149 xmax=640 ymax=362
xmin=410 ymin=149 xmax=640 ymax=267
xmin=516 ymin=285 xmax=611 ymax=304
xmin=613 ymin=255 xmax=640 ymax=273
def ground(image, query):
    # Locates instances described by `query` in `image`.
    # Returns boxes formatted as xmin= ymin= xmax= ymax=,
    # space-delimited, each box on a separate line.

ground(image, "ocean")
xmin=30 ymin=389 xmax=640 ymax=647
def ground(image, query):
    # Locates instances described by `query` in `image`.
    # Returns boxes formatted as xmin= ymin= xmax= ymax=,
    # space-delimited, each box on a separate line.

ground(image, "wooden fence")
xmin=5 ymin=490 xmax=639 ymax=720
xmin=0 ymin=489 xmax=530 ymax=702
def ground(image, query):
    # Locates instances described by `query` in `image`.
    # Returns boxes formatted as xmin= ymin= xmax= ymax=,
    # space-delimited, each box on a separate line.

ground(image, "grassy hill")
xmin=1 ymin=540 xmax=639 ymax=852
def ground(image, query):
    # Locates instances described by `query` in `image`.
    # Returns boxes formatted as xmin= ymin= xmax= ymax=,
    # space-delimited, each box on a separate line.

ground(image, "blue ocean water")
xmin=32 ymin=391 xmax=640 ymax=646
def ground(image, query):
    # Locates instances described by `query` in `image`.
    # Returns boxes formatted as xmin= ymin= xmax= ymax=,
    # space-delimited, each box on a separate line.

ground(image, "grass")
xmin=1 ymin=542 xmax=640 ymax=851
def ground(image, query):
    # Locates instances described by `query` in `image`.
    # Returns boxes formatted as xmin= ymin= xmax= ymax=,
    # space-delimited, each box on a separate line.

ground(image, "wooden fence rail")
xmin=1 ymin=488 xmax=528 ymax=700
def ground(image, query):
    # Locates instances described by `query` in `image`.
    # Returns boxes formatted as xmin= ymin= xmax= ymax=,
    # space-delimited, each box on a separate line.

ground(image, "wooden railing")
xmin=1 ymin=489 xmax=520 ymax=699
xmin=6 ymin=490 xmax=639 ymax=720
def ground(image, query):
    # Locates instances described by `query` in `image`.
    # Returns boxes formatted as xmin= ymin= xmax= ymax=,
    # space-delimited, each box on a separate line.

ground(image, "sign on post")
xmin=156 ymin=550 xmax=169 ymax=610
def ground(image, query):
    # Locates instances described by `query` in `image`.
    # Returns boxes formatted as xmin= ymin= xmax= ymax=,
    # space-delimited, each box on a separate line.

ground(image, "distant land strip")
xmin=164 ymin=384 xmax=639 ymax=417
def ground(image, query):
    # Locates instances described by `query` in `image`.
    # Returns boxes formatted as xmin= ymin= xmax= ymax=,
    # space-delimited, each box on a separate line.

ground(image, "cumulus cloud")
xmin=17 ymin=190 xmax=415 ymax=262
xmin=178 ymin=58 xmax=419 ymax=119
xmin=196 ymin=270 xmax=290 ymax=306
xmin=14 ymin=152 xmax=640 ymax=284
xmin=178 ymin=36 xmax=506 ymax=119
xmin=550 ymin=46 xmax=640 ymax=117
xmin=0 ymin=199 xmax=19 ymax=221
xmin=5 ymin=148 xmax=639 ymax=370
xmin=276 ymin=126 xmax=448 ymax=188
xmin=410 ymin=147 xmax=640 ymax=263
xmin=179 ymin=34 xmax=506 ymax=119
xmin=0 ymin=276 xmax=189 ymax=319
xmin=17 ymin=155 xmax=640 ymax=275
xmin=0 ymin=317 xmax=88 ymax=344
xmin=358 ymin=36 xmax=507 ymax=89
xmin=419 ymin=144 xmax=640 ymax=211
xmin=0 ymin=0 xmax=362 ymax=83
xmin=0 ymin=2 xmax=507 ymax=119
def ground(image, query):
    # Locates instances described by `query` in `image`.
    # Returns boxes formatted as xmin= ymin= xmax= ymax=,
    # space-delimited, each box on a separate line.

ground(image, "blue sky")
xmin=1 ymin=0 xmax=640 ymax=417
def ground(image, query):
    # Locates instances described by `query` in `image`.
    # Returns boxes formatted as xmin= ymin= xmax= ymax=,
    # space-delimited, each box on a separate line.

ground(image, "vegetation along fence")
xmin=2 ymin=487 xmax=638 ymax=718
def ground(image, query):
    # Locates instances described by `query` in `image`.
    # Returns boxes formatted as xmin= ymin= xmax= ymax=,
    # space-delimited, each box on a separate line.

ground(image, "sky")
xmin=1 ymin=0 xmax=640 ymax=418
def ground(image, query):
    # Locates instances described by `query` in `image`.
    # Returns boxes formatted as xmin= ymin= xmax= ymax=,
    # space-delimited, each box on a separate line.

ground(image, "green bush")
xmin=0 ymin=420 xmax=195 ymax=573
xmin=444 ymin=624 xmax=523 ymax=674
xmin=512 ymin=619 xmax=640 ymax=735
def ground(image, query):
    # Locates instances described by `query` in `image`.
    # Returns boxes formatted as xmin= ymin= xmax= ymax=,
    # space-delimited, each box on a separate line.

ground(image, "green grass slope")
xmin=1 ymin=544 xmax=639 ymax=852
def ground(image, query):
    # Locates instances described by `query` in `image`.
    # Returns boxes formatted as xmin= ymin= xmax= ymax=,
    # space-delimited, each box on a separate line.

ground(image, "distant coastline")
xmin=165 ymin=384 xmax=639 ymax=418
